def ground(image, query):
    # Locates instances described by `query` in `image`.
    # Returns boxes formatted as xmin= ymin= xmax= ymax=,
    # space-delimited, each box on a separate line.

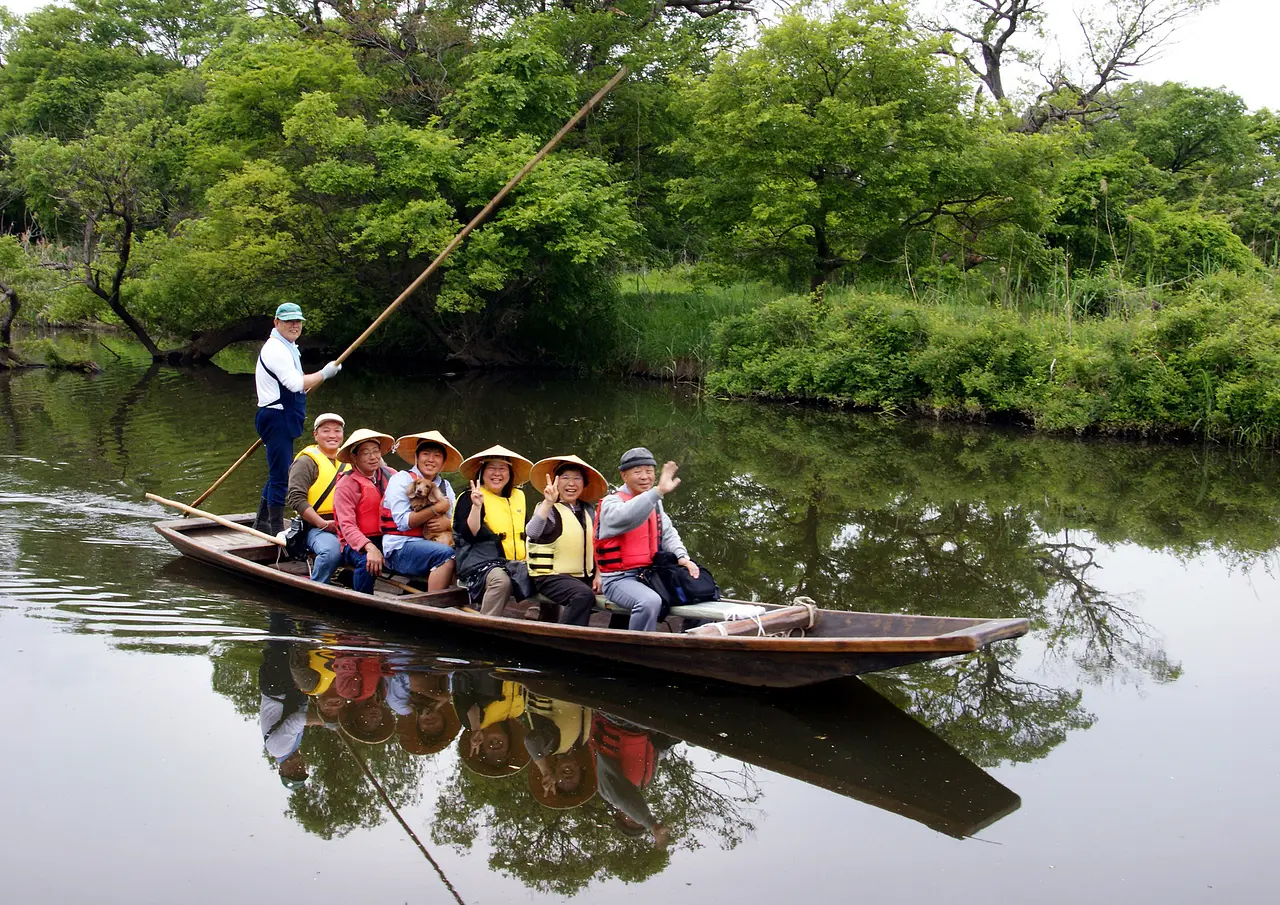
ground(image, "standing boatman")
xmin=253 ymin=303 xmax=342 ymax=536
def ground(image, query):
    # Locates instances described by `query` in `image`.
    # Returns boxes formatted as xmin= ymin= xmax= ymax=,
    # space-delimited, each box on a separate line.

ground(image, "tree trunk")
xmin=83 ymin=214 xmax=165 ymax=360
xmin=161 ymin=315 xmax=275 ymax=365
xmin=0 ymin=277 xmax=30 ymax=369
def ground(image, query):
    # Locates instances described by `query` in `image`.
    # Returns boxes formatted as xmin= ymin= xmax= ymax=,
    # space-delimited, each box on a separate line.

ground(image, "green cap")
xmin=275 ymin=302 xmax=305 ymax=322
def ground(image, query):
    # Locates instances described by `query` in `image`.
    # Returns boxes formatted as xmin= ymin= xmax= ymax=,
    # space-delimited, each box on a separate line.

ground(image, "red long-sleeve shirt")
xmin=332 ymin=465 xmax=392 ymax=552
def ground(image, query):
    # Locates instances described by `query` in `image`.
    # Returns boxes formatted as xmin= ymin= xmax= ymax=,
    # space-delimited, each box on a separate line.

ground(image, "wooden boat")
xmin=153 ymin=514 xmax=1031 ymax=688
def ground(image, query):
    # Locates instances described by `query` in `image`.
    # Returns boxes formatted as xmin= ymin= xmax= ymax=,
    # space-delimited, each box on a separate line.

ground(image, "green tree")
xmin=668 ymin=0 xmax=1050 ymax=289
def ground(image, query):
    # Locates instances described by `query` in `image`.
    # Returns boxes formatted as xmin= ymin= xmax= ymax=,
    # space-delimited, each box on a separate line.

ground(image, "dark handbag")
xmin=283 ymin=516 xmax=309 ymax=559
xmin=504 ymin=560 xmax=537 ymax=600
xmin=283 ymin=468 xmax=343 ymax=561
xmin=642 ymin=551 xmax=720 ymax=612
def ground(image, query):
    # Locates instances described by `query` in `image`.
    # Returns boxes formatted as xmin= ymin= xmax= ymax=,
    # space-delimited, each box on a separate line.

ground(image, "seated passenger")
xmin=378 ymin=431 xmax=460 ymax=592
xmin=594 ymin=447 xmax=701 ymax=632
xmin=331 ymin=429 xmax=397 ymax=593
xmin=452 ymin=445 xmax=533 ymax=616
xmin=285 ymin=412 xmax=350 ymax=585
xmin=526 ymin=455 xmax=609 ymax=626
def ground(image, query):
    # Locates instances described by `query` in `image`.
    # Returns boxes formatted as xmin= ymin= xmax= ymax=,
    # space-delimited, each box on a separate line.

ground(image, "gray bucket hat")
xmin=618 ymin=447 xmax=657 ymax=471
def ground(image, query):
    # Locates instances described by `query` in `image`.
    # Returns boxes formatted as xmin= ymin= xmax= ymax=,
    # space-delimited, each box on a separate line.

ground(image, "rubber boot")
xmin=267 ymin=505 xmax=287 ymax=538
xmin=251 ymin=497 xmax=270 ymax=534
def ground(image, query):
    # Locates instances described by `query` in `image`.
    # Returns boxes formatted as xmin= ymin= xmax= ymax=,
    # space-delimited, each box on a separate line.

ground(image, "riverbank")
xmin=618 ymin=267 xmax=1280 ymax=445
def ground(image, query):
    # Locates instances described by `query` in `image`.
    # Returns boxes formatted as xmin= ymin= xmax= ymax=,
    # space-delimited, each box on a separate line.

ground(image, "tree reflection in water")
xmin=430 ymin=738 xmax=760 ymax=894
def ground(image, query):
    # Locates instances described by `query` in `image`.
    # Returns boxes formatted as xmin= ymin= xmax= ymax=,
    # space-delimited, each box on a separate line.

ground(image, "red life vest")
xmin=339 ymin=468 xmax=388 ymax=547
xmin=333 ymin=654 xmax=391 ymax=702
xmin=594 ymin=489 xmax=659 ymax=573
xmin=591 ymin=713 xmax=657 ymax=788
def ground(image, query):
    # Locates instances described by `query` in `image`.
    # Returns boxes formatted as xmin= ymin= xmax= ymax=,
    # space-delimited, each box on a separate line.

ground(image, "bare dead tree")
xmin=1018 ymin=0 xmax=1218 ymax=133
xmin=929 ymin=1 xmax=1218 ymax=131
xmin=928 ymin=0 xmax=1046 ymax=102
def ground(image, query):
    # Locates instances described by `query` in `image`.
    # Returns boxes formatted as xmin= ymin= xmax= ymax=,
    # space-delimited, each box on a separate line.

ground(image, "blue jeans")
xmin=307 ymin=527 xmax=341 ymax=584
xmin=341 ymin=546 xmax=379 ymax=594
xmin=255 ymin=406 xmax=297 ymax=507
xmin=385 ymin=538 xmax=454 ymax=578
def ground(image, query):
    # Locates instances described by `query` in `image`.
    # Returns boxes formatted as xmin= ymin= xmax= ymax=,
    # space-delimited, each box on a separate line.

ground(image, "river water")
xmin=1 ymin=340 xmax=1276 ymax=903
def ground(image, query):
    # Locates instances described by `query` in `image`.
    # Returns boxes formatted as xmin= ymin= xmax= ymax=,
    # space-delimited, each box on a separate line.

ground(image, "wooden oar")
xmin=189 ymin=66 xmax=630 ymax=510
xmin=147 ymin=493 xmax=285 ymax=546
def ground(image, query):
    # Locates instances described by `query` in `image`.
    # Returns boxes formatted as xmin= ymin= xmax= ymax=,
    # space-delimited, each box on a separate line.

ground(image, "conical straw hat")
xmin=530 ymin=455 xmax=609 ymax=504
xmin=526 ymin=744 xmax=598 ymax=810
xmin=459 ymin=445 xmax=533 ymax=486
xmin=393 ymin=430 xmax=463 ymax=472
xmin=335 ymin=428 xmax=394 ymax=465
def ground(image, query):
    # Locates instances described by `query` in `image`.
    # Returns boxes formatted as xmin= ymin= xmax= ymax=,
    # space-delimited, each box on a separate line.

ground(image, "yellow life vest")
xmin=302 ymin=648 xmax=337 ymax=696
xmin=480 ymin=680 xmax=528 ymax=728
xmin=481 ymin=487 xmax=527 ymax=561
xmin=528 ymin=502 xmax=594 ymax=577
xmin=295 ymin=445 xmax=348 ymax=516
xmin=527 ymin=694 xmax=591 ymax=754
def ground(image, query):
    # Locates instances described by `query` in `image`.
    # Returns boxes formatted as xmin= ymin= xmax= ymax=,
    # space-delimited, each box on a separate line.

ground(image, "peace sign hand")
xmin=542 ymin=473 xmax=559 ymax=505
xmin=469 ymin=479 xmax=485 ymax=506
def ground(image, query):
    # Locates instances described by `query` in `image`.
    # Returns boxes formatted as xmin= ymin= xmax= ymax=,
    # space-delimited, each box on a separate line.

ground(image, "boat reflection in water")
xmin=254 ymin=608 xmax=1020 ymax=890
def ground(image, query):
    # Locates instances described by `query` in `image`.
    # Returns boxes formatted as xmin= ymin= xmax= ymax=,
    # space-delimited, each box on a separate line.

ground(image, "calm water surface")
xmin=1 ymin=345 xmax=1277 ymax=904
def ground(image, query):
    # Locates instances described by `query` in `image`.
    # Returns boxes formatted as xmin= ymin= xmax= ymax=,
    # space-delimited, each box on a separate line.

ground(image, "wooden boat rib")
xmin=154 ymin=515 xmax=1031 ymax=688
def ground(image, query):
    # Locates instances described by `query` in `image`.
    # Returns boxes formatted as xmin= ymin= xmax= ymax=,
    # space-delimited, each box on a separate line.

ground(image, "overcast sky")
xmin=2 ymin=0 xmax=1275 ymax=110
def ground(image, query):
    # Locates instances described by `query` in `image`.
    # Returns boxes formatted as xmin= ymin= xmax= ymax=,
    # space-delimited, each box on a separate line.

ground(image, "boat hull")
xmin=154 ymin=516 xmax=1030 ymax=688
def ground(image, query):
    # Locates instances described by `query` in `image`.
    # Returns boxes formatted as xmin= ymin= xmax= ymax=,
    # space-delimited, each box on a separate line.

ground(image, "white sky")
xmin=2 ymin=0 xmax=1276 ymax=110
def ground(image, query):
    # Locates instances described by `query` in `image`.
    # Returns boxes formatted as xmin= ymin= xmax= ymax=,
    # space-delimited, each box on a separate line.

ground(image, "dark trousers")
xmin=255 ymin=407 xmax=296 ymax=506
xmin=534 ymin=574 xmax=596 ymax=626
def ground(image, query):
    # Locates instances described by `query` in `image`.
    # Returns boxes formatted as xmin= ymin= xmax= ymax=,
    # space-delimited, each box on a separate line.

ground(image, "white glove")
xmin=319 ymin=361 xmax=341 ymax=380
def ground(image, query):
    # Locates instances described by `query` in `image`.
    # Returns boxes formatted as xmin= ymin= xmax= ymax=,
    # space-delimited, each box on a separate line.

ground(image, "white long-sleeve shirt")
xmin=255 ymin=330 xmax=304 ymax=408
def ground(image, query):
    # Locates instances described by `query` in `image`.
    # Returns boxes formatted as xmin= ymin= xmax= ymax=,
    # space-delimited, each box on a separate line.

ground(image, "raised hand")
xmin=542 ymin=473 xmax=559 ymax=505
xmin=656 ymin=460 xmax=681 ymax=496
xmin=469 ymin=478 xmax=485 ymax=506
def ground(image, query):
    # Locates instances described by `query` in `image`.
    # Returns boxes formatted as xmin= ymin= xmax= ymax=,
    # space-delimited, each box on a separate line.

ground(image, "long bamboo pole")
xmin=189 ymin=66 xmax=629 ymax=510
xmin=147 ymin=493 xmax=285 ymax=545
xmin=338 ymin=732 xmax=468 ymax=905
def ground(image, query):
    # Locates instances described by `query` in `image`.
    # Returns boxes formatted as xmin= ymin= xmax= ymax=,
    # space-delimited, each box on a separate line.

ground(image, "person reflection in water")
xmin=387 ymin=670 xmax=461 ymax=756
xmin=259 ymin=622 xmax=344 ymax=789
xmin=524 ymin=692 xmax=597 ymax=810
xmin=591 ymin=712 xmax=677 ymax=849
xmin=333 ymin=650 xmax=396 ymax=745
xmin=452 ymin=669 xmax=531 ymax=777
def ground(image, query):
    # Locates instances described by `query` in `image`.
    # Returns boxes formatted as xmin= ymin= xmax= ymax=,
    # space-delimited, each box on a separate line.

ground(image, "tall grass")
xmin=616 ymin=267 xmax=787 ymax=382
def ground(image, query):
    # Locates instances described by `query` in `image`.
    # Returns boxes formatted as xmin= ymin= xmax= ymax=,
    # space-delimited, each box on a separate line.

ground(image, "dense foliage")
xmin=3 ymin=0 xmax=1280 ymax=439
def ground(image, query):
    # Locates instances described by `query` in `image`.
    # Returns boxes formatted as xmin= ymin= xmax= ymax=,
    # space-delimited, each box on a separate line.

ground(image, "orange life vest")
xmin=594 ymin=489 xmax=659 ymax=573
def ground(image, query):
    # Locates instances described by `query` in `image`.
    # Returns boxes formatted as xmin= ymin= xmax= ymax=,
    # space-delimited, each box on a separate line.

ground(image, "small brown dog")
xmin=406 ymin=478 xmax=454 ymax=546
